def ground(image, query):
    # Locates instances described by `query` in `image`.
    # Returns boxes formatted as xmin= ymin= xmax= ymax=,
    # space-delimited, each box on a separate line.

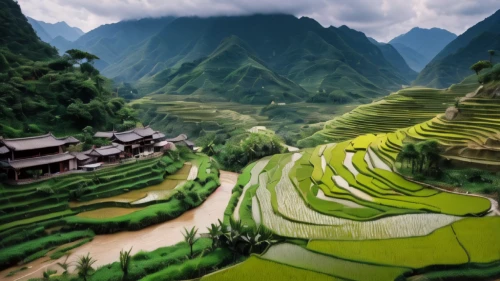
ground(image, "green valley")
xmin=1 ymin=0 xmax=500 ymax=281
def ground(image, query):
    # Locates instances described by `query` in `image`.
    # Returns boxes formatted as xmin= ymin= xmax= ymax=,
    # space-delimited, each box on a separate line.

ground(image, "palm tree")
xmin=241 ymin=225 xmax=277 ymax=255
xmin=74 ymin=253 xmax=96 ymax=281
xmin=56 ymin=254 xmax=70 ymax=275
xmin=206 ymin=223 xmax=223 ymax=250
xmin=182 ymin=226 xmax=199 ymax=258
xmin=119 ymin=247 xmax=133 ymax=280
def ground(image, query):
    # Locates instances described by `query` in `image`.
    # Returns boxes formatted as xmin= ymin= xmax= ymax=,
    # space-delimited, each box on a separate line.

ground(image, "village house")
xmin=0 ymin=133 xmax=80 ymax=181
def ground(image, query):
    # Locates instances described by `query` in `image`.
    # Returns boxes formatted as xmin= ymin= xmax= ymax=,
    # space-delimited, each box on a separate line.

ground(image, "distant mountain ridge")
xmin=27 ymin=17 xmax=84 ymax=42
xmin=368 ymin=37 xmax=417 ymax=81
xmin=389 ymin=27 xmax=457 ymax=72
xmin=77 ymin=14 xmax=413 ymax=104
xmin=414 ymin=9 xmax=500 ymax=88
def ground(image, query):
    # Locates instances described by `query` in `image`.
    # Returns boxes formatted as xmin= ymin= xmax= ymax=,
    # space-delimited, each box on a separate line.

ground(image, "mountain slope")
xmin=433 ymin=10 xmax=500 ymax=61
xmin=0 ymin=0 xmax=136 ymax=137
xmin=0 ymin=0 xmax=57 ymax=60
xmin=26 ymin=17 xmax=52 ymax=42
xmin=27 ymin=17 xmax=84 ymax=41
xmin=390 ymin=42 xmax=428 ymax=72
xmin=368 ymin=38 xmax=417 ymax=81
xmin=414 ymin=32 xmax=500 ymax=88
xmin=136 ymin=35 xmax=308 ymax=104
xmin=389 ymin=27 xmax=457 ymax=61
xmin=71 ymin=17 xmax=176 ymax=68
xmin=104 ymin=14 xmax=409 ymax=103
xmin=415 ymin=10 xmax=500 ymax=88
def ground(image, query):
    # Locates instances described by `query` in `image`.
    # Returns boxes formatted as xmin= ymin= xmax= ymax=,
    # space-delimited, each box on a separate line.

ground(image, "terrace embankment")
xmin=0 ymin=171 xmax=238 ymax=281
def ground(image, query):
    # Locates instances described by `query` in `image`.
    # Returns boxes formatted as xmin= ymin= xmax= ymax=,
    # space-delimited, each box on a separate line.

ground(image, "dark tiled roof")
xmin=165 ymin=134 xmax=188 ymax=142
xmin=0 ymin=146 xmax=9 ymax=154
xmin=72 ymin=150 xmax=91 ymax=161
xmin=112 ymin=132 xmax=143 ymax=143
xmin=57 ymin=136 xmax=80 ymax=145
xmin=152 ymin=132 xmax=166 ymax=140
xmin=133 ymin=127 xmax=155 ymax=137
xmin=6 ymin=153 xmax=75 ymax=169
xmin=86 ymin=144 xmax=123 ymax=157
xmin=1 ymin=133 xmax=66 ymax=151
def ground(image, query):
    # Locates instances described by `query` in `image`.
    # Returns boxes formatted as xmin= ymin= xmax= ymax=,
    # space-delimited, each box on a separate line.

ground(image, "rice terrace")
xmin=1 ymin=0 xmax=500 ymax=280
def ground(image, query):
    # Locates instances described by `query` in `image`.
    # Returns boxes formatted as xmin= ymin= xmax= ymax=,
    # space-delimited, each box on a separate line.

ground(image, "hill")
xmin=0 ymin=0 xmax=57 ymax=60
xmin=104 ymin=14 xmax=410 ymax=103
xmin=390 ymin=42 xmax=428 ymax=72
xmin=415 ymin=10 xmax=500 ymax=87
xmin=69 ymin=17 xmax=176 ymax=68
xmin=137 ymin=36 xmax=307 ymax=104
xmin=27 ymin=17 xmax=84 ymax=42
xmin=389 ymin=27 xmax=457 ymax=72
xmin=0 ymin=0 xmax=136 ymax=138
xmin=368 ymin=37 xmax=417 ymax=81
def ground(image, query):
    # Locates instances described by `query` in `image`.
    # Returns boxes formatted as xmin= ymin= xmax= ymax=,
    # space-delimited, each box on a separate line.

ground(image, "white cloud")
xmin=17 ymin=0 xmax=500 ymax=41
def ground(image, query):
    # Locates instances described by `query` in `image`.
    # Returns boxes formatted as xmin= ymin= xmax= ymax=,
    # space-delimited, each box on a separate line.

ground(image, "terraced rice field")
xmin=0 ymin=154 xmax=221 ymax=275
xmin=300 ymin=76 xmax=479 ymax=146
xmin=217 ymin=89 xmax=500 ymax=280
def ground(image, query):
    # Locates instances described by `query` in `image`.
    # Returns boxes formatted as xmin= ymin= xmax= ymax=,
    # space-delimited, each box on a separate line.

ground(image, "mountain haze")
xmin=368 ymin=37 xmax=417 ymax=81
xmin=91 ymin=14 xmax=411 ymax=103
xmin=415 ymin=9 xmax=500 ymax=88
xmin=27 ymin=17 xmax=84 ymax=41
xmin=389 ymin=27 xmax=457 ymax=72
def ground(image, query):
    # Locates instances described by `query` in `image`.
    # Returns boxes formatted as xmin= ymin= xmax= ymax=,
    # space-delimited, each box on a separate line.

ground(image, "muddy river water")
xmin=1 ymin=171 xmax=239 ymax=281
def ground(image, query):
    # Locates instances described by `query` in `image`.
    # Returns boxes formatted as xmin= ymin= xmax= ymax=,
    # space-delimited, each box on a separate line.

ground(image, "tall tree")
xmin=488 ymin=50 xmax=496 ymax=63
xmin=470 ymin=60 xmax=493 ymax=75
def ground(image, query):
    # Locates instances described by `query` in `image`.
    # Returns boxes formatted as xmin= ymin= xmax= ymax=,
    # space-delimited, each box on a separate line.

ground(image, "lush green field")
xmin=212 ymin=79 xmax=500 ymax=280
xmin=131 ymin=93 xmax=357 ymax=146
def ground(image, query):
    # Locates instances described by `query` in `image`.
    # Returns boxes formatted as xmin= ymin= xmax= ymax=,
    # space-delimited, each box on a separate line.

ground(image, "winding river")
xmin=0 ymin=171 xmax=238 ymax=281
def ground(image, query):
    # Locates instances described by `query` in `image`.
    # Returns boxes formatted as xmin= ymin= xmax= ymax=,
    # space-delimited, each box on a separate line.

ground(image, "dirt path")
xmin=0 ymin=171 xmax=239 ymax=281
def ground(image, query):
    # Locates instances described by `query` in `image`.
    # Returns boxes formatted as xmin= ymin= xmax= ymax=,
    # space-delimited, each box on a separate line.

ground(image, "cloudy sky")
xmin=18 ymin=0 xmax=500 ymax=42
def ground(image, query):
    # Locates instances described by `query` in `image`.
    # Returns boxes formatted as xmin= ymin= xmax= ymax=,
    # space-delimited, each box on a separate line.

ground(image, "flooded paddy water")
xmin=0 ymin=171 xmax=238 ymax=281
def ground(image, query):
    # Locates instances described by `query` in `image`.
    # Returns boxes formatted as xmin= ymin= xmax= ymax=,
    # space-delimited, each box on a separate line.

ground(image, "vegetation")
xmin=470 ymin=60 xmax=493 ymax=75
xmin=415 ymin=10 xmax=500 ymax=88
xmin=75 ymin=253 xmax=96 ymax=281
xmin=0 ymin=0 xmax=137 ymax=138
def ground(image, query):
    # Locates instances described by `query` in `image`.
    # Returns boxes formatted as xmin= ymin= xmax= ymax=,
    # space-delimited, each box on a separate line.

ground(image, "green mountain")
xmin=414 ymin=10 xmax=500 ymax=88
xmin=27 ymin=17 xmax=84 ymax=42
xmin=70 ymin=17 xmax=176 ymax=68
xmin=137 ymin=35 xmax=307 ymax=103
xmin=49 ymin=35 xmax=73 ymax=54
xmin=104 ymin=15 xmax=410 ymax=103
xmin=0 ymin=0 xmax=57 ymax=60
xmin=390 ymin=42 xmax=428 ymax=72
xmin=368 ymin=37 xmax=417 ymax=81
xmin=389 ymin=27 xmax=457 ymax=72
xmin=0 ymin=0 xmax=136 ymax=138
xmin=26 ymin=17 xmax=52 ymax=42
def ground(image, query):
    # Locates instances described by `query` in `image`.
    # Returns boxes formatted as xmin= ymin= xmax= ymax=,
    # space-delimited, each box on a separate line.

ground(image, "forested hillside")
xmin=64 ymin=15 xmax=413 ymax=104
xmin=415 ymin=9 xmax=500 ymax=88
xmin=0 ymin=0 xmax=137 ymax=138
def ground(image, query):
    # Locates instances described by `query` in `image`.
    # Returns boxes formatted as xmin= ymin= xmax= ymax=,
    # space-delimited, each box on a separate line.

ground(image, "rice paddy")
xmin=219 ymin=79 xmax=500 ymax=280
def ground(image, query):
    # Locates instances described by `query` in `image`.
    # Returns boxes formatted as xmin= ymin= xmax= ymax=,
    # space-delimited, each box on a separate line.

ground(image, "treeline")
xmin=0 ymin=0 xmax=136 ymax=138
xmin=0 ymin=48 xmax=137 ymax=138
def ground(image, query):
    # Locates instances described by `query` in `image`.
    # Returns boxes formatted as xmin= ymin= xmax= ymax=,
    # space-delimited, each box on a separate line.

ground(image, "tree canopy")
xmin=470 ymin=60 xmax=493 ymax=75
